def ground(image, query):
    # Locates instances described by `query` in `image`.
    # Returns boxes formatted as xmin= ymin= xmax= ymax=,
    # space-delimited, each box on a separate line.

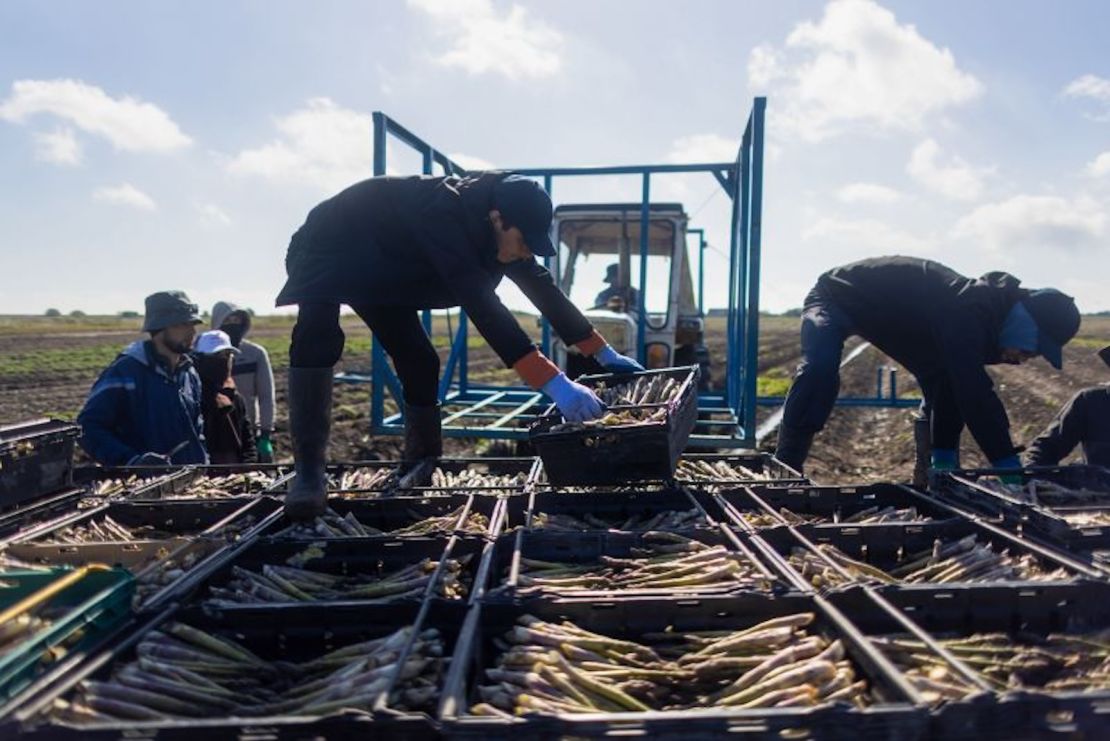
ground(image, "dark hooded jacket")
xmin=274 ymin=172 xmax=595 ymax=368
xmin=195 ymin=353 xmax=257 ymax=465
xmin=815 ymin=256 xmax=1030 ymax=461
xmin=1024 ymin=388 xmax=1110 ymax=467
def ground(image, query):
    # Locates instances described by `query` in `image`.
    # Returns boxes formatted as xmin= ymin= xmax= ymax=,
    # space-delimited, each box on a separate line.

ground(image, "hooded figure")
xmin=1024 ymin=345 xmax=1110 ymax=468
xmin=194 ymin=330 xmax=257 ymax=465
xmin=274 ymin=171 xmax=644 ymax=520
xmin=775 ymin=256 xmax=1081 ymax=472
xmin=211 ymin=301 xmax=276 ymax=461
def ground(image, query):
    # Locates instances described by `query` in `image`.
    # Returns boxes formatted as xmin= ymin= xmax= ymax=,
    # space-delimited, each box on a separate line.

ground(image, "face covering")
xmin=223 ymin=324 xmax=246 ymax=347
xmin=197 ymin=354 xmax=231 ymax=392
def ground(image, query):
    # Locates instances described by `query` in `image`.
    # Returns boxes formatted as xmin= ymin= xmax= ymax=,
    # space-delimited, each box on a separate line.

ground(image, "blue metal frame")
xmin=336 ymin=99 xmax=916 ymax=447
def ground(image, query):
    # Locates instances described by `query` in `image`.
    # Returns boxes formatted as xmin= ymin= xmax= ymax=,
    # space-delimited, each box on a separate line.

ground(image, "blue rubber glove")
xmin=542 ymin=373 xmax=605 ymax=422
xmin=931 ymin=449 xmax=959 ymax=470
xmin=594 ymin=344 xmax=645 ymax=373
xmin=990 ymin=454 xmax=1023 ymax=485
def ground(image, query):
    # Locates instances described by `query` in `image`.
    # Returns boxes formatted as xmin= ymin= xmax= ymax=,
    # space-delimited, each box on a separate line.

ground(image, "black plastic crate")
xmin=484 ymin=526 xmax=782 ymax=601
xmin=189 ymin=535 xmax=482 ymax=609
xmin=259 ymin=494 xmax=499 ymax=539
xmin=524 ymin=486 xmax=725 ymax=531
xmin=870 ymin=583 xmax=1110 ymax=738
xmin=439 ymin=594 xmax=926 ymax=739
xmin=932 ymin=465 xmax=1110 ymax=518
xmin=754 ymin=520 xmax=1097 ymax=594
xmin=7 ymin=599 xmax=467 ymax=739
xmin=0 ymin=419 xmax=80 ymax=509
xmin=0 ymin=489 xmax=88 ymax=543
xmin=14 ymin=498 xmax=274 ymax=545
xmin=529 ymin=366 xmax=699 ymax=487
xmin=721 ymin=484 xmax=967 ymax=532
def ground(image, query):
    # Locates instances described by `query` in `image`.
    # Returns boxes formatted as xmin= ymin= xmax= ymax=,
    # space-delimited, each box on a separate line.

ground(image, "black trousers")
xmin=290 ymin=302 xmax=440 ymax=407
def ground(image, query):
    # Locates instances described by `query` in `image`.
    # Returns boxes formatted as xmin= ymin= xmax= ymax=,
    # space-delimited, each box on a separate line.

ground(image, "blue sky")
xmin=1 ymin=0 xmax=1108 ymax=316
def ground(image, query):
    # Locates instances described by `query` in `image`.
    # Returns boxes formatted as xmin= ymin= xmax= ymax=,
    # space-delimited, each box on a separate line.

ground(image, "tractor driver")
xmin=276 ymin=172 xmax=645 ymax=520
xmin=594 ymin=263 xmax=640 ymax=311
xmin=774 ymin=256 xmax=1081 ymax=474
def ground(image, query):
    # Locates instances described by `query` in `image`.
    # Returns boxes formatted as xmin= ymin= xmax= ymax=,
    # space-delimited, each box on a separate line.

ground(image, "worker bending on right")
xmin=1024 ymin=345 xmax=1110 ymax=468
xmin=775 ymin=256 xmax=1081 ymax=473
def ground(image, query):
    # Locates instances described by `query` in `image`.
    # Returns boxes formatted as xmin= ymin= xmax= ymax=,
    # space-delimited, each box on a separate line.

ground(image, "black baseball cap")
xmin=1022 ymin=288 xmax=1080 ymax=370
xmin=492 ymin=174 xmax=556 ymax=257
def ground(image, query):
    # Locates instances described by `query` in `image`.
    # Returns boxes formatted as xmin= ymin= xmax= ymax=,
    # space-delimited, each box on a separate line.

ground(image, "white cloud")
xmin=93 ymin=183 xmax=157 ymax=211
xmin=907 ymin=138 xmax=990 ymax=201
xmin=196 ymin=202 xmax=232 ymax=227
xmin=1086 ymin=151 xmax=1110 ymax=178
xmin=449 ymin=152 xmax=497 ymax=171
xmin=227 ymin=98 xmax=374 ymax=192
xmin=407 ymin=0 xmax=563 ymax=80
xmin=32 ymin=127 xmax=82 ymax=165
xmin=0 ymin=79 xmax=191 ymax=152
xmin=953 ymin=194 xmax=1107 ymax=251
xmin=836 ymin=182 xmax=901 ymax=204
xmin=1063 ymin=74 xmax=1110 ymax=103
xmin=802 ymin=216 xmax=930 ymax=253
xmin=748 ymin=0 xmax=981 ymax=141
xmin=666 ymin=134 xmax=738 ymax=163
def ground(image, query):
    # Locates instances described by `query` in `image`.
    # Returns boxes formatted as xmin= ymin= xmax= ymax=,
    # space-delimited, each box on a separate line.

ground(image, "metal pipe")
xmin=637 ymin=173 xmax=650 ymax=365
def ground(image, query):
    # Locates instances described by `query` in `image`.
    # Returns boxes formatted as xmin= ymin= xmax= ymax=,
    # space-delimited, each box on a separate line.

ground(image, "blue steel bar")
xmin=541 ymin=173 xmax=553 ymax=356
xmin=370 ymin=113 xmax=389 ymax=430
xmin=890 ymin=368 xmax=898 ymax=399
xmin=876 ymin=367 xmax=884 ymax=398
xmin=512 ymin=163 xmax=733 ymax=177
xmin=637 ymin=173 xmax=651 ymax=365
xmin=742 ymin=98 xmax=766 ymax=444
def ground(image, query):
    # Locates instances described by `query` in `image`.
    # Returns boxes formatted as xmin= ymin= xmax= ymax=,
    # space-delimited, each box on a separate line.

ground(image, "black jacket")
xmin=202 ymin=383 xmax=257 ymax=465
xmin=275 ymin=172 xmax=594 ymax=367
xmin=1024 ymin=387 xmax=1110 ymax=467
xmin=816 ymin=256 xmax=1029 ymax=461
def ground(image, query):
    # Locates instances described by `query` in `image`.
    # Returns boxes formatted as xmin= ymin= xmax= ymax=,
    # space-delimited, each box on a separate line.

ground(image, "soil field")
xmin=2 ymin=313 xmax=1108 ymax=485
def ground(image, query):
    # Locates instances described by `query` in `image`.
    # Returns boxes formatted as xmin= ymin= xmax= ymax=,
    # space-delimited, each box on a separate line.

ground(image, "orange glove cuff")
xmin=513 ymin=350 xmax=560 ymax=389
xmin=573 ymin=330 xmax=606 ymax=356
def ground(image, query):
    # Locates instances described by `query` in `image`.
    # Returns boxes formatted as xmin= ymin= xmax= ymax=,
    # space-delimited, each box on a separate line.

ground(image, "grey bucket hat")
xmin=142 ymin=290 xmax=202 ymax=332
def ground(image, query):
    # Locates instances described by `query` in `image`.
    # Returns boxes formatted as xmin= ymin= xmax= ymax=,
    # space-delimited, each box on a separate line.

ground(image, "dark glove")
xmin=128 ymin=452 xmax=171 ymax=466
xmin=257 ymin=435 xmax=274 ymax=463
xmin=542 ymin=373 xmax=605 ymax=422
xmin=593 ymin=344 xmax=645 ymax=373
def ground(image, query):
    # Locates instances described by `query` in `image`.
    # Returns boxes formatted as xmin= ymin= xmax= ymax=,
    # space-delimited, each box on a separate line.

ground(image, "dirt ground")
xmin=2 ymin=313 xmax=1108 ymax=485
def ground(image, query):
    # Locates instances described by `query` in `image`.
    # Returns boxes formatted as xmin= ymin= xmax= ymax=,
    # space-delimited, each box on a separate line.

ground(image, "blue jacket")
xmin=77 ymin=341 xmax=208 ymax=465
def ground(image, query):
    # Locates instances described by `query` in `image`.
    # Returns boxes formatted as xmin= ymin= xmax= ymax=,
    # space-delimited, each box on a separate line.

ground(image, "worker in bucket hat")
xmin=774 ymin=256 xmax=1081 ymax=474
xmin=78 ymin=291 xmax=207 ymax=466
xmin=1024 ymin=345 xmax=1110 ymax=468
xmin=275 ymin=172 xmax=643 ymax=520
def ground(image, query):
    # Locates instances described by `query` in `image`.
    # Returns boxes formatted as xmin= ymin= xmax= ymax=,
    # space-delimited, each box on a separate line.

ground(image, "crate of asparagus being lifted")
xmin=529 ymin=366 xmax=699 ymax=487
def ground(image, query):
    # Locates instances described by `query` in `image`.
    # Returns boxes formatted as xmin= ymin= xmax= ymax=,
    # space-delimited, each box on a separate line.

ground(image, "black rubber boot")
xmin=397 ymin=403 xmax=442 ymax=488
xmin=774 ymin=426 xmax=814 ymax=474
xmin=284 ymin=367 xmax=333 ymax=521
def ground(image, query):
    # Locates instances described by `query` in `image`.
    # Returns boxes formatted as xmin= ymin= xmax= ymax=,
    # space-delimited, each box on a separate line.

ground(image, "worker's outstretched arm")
xmin=937 ymin=319 xmax=1019 ymax=466
xmin=505 ymin=258 xmax=644 ymax=373
xmin=1024 ymin=391 xmax=1087 ymax=466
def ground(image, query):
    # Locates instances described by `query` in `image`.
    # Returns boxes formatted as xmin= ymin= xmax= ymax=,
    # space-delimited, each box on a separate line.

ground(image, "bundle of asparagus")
xmin=337 ymin=467 xmax=395 ymax=491
xmin=979 ymin=478 xmax=1108 ymax=506
xmin=677 ymin=459 xmax=765 ymax=482
xmin=175 ymin=472 xmax=276 ymax=499
xmin=427 ymin=467 xmax=528 ymax=490
xmin=839 ymin=506 xmax=931 ymax=524
xmin=0 ymin=613 xmax=51 ymax=658
xmin=471 ymin=612 xmax=868 ymax=716
xmin=207 ymin=552 xmax=470 ymax=605
xmin=548 ymin=374 xmax=682 ymax=432
xmin=531 ymin=508 xmax=702 ymax=532
xmin=869 ymin=636 xmax=981 ymax=703
xmin=89 ymin=476 xmax=161 ymax=498
xmin=788 ymin=535 xmax=1071 ymax=587
xmin=43 ymin=516 xmax=169 ymax=544
xmin=875 ymin=632 xmax=1110 ymax=693
xmin=740 ymin=509 xmax=823 ymax=529
xmin=275 ymin=505 xmax=489 ymax=538
xmin=134 ymin=549 xmax=203 ymax=604
xmin=1060 ymin=511 xmax=1110 ymax=527
xmin=515 ymin=532 xmax=771 ymax=595
xmin=53 ymin=622 xmax=446 ymax=722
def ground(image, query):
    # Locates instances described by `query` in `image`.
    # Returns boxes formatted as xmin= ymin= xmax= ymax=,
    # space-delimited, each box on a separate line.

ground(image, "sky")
xmin=1 ymin=0 xmax=1108 ymax=317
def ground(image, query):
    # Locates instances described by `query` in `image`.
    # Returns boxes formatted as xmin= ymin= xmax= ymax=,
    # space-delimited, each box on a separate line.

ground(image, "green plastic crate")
xmin=0 ymin=567 xmax=134 ymax=702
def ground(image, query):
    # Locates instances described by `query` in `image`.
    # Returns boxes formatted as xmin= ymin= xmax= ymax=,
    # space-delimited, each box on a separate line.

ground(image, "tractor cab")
xmin=549 ymin=203 xmax=709 ymax=384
